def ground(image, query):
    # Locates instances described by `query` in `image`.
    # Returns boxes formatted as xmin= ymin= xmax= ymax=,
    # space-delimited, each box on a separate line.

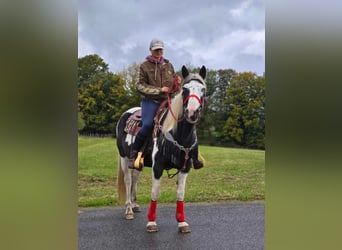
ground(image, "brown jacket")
xmin=136 ymin=57 xmax=175 ymax=103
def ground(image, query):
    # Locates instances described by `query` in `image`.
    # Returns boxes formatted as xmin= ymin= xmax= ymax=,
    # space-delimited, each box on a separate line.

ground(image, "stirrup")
xmin=133 ymin=152 xmax=144 ymax=171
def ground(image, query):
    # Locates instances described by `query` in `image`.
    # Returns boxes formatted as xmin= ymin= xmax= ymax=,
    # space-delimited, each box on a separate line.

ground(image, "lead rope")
xmin=164 ymin=132 xmax=197 ymax=179
xmin=166 ymin=149 xmax=190 ymax=179
xmin=167 ymin=76 xmax=184 ymax=123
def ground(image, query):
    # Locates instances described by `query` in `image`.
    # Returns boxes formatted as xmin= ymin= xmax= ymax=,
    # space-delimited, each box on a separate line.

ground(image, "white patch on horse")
xmin=125 ymin=134 xmax=135 ymax=146
xmin=151 ymin=137 xmax=158 ymax=166
xmin=177 ymin=172 xmax=188 ymax=201
xmin=184 ymin=81 xmax=204 ymax=115
xmin=178 ymin=221 xmax=189 ymax=227
xmin=147 ymin=221 xmax=157 ymax=226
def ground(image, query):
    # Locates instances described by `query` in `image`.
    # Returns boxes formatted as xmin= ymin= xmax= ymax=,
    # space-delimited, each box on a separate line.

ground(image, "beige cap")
xmin=149 ymin=38 xmax=164 ymax=50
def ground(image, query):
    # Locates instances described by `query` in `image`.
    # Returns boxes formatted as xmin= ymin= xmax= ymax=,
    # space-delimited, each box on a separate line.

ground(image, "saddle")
xmin=123 ymin=101 xmax=169 ymax=168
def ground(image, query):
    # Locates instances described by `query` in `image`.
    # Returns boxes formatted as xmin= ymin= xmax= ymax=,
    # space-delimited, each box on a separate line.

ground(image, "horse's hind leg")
xmin=176 ymin=172 xmax=191 ymax=233
xmin=121 ymin=157 xmax=134 ymax=220
xmin=131 ymin=169 xmax=142 ymax=212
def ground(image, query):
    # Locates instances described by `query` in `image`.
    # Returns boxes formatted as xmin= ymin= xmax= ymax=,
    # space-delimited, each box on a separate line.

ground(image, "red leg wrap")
xmin=176 ymin=201 xmax=186 ymax=222
xmin=148 ymin=200 xmax=157 ymax=221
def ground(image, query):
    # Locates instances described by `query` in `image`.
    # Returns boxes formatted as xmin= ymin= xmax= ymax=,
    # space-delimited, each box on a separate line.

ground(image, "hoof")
xmin=178 ymin=225 xmax=191 ymax=233
xmin=146 ymin=222 xmax=158 ymax=233
xmin=178 ymin=222 xmax=191 ymax=233
xmin=125 ymin=213 xmax=134 ymax=220
xmin=132 ymin=206 xmax=140 ymax=213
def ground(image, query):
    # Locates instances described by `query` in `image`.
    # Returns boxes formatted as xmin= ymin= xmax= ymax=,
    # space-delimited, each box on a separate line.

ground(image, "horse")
xmin=116 ymin=65 xmax=207 ymax=233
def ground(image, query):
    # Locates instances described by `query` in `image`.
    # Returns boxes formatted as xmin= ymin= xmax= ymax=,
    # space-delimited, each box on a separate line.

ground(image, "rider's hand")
xmin=174 ymin=75 xmax=181 ymax=85
xmin=161 ymin=86 xmax=171 ymax=93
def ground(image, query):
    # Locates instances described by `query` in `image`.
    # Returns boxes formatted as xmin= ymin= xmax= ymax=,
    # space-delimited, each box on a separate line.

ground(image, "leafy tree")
xmin=78 ymin=70 xmax=133 ymax=134
xmin=209 ymin=69 xmax=237 ymax=142
xmin=78 ymin=54 xmax=129 ymax=134
xmin=223 ymin=72 xmax=265 ymax=148
xmin=78 ymin=111 xmax=85 ymax=131
xmin=78 ymin=78 xmax=107 ymax=133
xmin=107 ymin=73 xmax=135 ymax=133
xmin=194 ymin=69 xmax=236 ymax=145
xmin=118 ymin=62 xmax=141 ymax=108
xmin=78 ymin=54 xmax=109 ymax=90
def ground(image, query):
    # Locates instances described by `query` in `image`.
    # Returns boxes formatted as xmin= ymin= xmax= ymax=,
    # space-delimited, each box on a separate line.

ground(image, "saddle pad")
xmin=124 ymin=110 xmax=142 ymax=135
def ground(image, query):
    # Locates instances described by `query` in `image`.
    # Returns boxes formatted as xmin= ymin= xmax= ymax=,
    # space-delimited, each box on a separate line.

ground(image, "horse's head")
xmin=181 ymin=65 xmax=207 ymax=124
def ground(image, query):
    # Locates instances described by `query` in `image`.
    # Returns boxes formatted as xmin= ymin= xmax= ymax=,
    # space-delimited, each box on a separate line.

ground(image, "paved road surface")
xmin=78 ymin=201 xmax=264 ymax=250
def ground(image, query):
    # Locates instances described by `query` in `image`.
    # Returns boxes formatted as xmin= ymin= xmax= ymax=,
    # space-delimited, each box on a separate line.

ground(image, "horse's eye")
xmin=182 ymin=88 xmax=189 ymax=94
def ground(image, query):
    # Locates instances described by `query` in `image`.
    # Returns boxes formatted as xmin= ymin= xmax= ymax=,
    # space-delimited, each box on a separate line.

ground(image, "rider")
xmin=129 ymin=38 xmax=203 ymax=170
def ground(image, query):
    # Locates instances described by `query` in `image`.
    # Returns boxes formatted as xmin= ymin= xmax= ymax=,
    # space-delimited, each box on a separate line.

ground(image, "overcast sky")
xmin=78 ymin=0 xmax=264 ymax=75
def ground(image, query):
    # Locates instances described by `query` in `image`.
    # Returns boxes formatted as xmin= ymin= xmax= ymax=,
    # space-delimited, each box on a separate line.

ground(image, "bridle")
xmin=167 ymin=77 xmax=206 ymax=123
xmin=183 ymin=94 xmax=203 ymax=106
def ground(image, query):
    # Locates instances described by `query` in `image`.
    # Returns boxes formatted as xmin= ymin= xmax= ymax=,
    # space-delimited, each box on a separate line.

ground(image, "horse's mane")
xmin=161 ymin=89 xmax=183 ymax=134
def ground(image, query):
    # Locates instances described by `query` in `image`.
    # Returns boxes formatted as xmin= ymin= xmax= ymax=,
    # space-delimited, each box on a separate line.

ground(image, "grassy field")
xmin=78 ymin=136 xmax=265 ymax=207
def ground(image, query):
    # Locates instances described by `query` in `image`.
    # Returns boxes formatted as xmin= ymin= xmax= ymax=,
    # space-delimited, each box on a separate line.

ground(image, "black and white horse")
xmin=116 ymin=65 xmax=206 ymax=232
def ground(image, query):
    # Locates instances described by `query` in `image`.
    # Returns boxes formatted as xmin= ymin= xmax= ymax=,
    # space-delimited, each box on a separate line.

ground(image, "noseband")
xmin=183 ymin=94 xmax=203 ymax=106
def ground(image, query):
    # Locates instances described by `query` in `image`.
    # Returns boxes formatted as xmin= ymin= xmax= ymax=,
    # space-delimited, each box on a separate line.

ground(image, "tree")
xmin=223 ymin=72 xmax=265 ymax=149
xmin=78 ymin=54 xmax=109 ymax=90
xmin=118 ymin=62 xmax=141 ymax=108
xmin=209 ymin=69 xmax=237 ymax=142
xmin=78 ymin=111 xmax=85 ymax=131
xmin=194 ymin=68 xmax=236 ymax=145
xmin=78 ymin=55 xmax=129 ymax=135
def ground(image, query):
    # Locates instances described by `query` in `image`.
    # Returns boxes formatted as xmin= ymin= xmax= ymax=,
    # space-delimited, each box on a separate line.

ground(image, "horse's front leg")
xmin=176 ymin=172 xmax=191 ymax=233
xmin=146 ymin=171 xmax=161 ymax=233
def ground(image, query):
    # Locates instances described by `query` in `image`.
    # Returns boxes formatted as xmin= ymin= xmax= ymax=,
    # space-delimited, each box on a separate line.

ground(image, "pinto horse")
xmin=116 ymin=65 xmax=206 ymax=232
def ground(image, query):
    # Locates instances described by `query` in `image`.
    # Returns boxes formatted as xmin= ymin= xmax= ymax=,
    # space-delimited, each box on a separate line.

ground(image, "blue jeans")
xmin=139 ymin=99 xmax=160 ymax=136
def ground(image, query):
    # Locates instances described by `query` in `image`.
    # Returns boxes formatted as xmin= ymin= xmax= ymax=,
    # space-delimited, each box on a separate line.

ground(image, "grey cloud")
xmin=79 ymin=0 xmax=264 ymax=74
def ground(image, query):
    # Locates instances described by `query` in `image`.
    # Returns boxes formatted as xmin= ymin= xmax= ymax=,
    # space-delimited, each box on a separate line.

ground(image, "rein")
xmin=167 ymin=93 xmax=184 ymax=122
xmin=166 ymin=76 xmax=183 ymax=122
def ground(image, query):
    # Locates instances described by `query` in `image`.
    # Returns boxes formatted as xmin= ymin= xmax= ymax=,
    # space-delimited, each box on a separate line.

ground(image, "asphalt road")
xmin=78 ymin=201 xmax=264 ymax=250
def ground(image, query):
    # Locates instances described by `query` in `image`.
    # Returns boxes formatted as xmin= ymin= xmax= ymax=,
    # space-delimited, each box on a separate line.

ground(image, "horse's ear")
xmin=182 ymin=65 xmax=189 ymax=79
xmin=199 ymin=65 xmax=206 ymax=80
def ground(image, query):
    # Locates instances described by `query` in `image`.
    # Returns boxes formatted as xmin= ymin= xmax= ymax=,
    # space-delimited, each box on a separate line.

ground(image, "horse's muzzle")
xmin=184 ymin=108 xmax=200 ymax=124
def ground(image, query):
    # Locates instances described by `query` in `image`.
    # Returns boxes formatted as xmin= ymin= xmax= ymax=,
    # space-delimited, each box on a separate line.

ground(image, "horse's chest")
xmin=170 ymin=154 xmax=180 ymax=166
xmin=155 ymin=140 xmax=180 ymax=166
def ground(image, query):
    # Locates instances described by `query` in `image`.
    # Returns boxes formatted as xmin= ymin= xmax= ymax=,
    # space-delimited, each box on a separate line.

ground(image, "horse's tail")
xmin=117 ymin=155 xmax=126 ymax=205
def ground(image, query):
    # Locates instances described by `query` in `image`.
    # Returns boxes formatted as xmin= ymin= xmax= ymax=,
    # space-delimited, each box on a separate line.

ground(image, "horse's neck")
xmin=173 ymin=121 xmax=196 ymax=147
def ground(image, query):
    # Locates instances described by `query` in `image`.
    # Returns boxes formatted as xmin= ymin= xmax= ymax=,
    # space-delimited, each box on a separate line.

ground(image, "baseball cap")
xmin=149 ymin=39 xmax=164 ymax=50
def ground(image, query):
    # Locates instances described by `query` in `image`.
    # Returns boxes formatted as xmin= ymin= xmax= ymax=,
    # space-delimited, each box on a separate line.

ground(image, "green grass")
xmin=78 ymin=136 xmax=265 ymax=207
